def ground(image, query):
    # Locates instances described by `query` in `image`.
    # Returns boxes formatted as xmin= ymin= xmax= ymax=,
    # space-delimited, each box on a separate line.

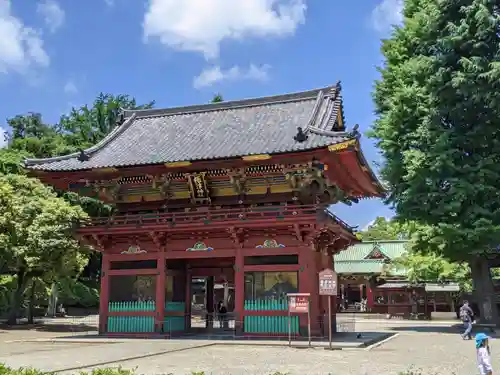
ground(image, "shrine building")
xmin=25 ymin=83 xmax=384 ymax=337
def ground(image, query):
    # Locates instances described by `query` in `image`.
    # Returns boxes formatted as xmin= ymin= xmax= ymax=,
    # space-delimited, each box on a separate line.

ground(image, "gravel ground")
xmin=61 ymin=331 xmax=496 ymax=375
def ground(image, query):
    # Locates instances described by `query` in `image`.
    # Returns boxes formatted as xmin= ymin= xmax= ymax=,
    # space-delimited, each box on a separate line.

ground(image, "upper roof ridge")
xmin=123 ymin=85 xmax=337 ymax=119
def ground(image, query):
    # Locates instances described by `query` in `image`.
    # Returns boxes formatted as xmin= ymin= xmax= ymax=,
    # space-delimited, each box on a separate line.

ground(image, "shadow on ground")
xmin=389 ymin=324 xmax=498 ymax=337
xmin=0 ymin=322 xmax=96 ymax=333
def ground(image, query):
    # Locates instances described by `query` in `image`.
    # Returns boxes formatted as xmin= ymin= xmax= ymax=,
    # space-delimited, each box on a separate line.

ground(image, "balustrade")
xmin=81 ymin=204 xmax=323 ymax=230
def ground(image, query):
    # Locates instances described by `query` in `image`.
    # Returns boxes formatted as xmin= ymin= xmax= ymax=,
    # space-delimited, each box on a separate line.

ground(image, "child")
xmin=476 ymin=332 xmax=493 ymax=375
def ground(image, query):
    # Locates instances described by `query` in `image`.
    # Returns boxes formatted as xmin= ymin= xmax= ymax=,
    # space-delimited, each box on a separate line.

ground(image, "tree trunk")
xmin=469 ymin=256 xmax=499 ymax=324
xmin=46 ymin=282 xmax=58 ymax=317
xmin=7 ymin=272 xmax=28 ymax=325
xmin=27 ymin=279 xmax=36 ymax=324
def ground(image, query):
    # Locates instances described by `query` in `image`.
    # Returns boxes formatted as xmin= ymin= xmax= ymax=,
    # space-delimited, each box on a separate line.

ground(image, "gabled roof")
xmin=25 ymin=84 xmax=356 ymax=172
xmin=334 ymin=240 xmax=408 ymax=274
xmin=364 ymin=244 xmax=389 ymax=260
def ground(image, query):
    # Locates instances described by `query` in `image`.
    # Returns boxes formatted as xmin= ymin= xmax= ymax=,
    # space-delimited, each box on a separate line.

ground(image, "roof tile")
xmin=25 ymin=85 xmax=354 ymax=172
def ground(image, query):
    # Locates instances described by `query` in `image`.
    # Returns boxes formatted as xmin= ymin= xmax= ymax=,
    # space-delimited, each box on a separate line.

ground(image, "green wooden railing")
xmin=164 ymin=301 xmax=186 ymax=332
xmin=243 ymin=299 xmax=299 ymax=334
xmin=108 ymin=301 xmax=156 ymax=312
xmin=107 ymin=301 xmax=156 ymax=333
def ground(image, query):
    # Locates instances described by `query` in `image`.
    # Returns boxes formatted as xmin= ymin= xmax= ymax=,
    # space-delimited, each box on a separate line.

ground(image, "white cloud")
xmin=0 ymin=0 xmax=49 ymax=74
xmin=0 ymin=127 xmax=6 ymax=148
xmin=143 ymin=0 xmax=307 ymax=59
xmin=63 ymin=80 xmax=77 ymax=94
xmin=37 ymin=0 xmax=65 ymax=33
xmin=371 ymin=0 xmax=403 ymax=33
xmin=193 ymin=64 xmax=270 ymax=89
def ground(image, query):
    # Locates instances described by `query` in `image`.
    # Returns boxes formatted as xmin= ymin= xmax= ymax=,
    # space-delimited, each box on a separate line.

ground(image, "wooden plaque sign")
xmin=319 ymin=269 xmax=338 ymax=296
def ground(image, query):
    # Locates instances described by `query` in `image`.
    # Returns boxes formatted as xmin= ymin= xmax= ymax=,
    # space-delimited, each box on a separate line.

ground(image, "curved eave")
xmin=24 ymin=114 xmax=138 ymax=168
xmin=320 ymin=139 xmax=384 ymax=199
xmin=23 ymin=134 xmax=357 ymax=175
xmin=354 ymin=144 xmax=386 ymax=197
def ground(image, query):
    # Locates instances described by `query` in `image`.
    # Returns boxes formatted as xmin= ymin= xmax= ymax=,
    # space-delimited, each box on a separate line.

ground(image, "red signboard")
xmin=287 ymin=293 xmax=310 ymax=313
xmin=319 ymin=269 xmax=338 ymax=296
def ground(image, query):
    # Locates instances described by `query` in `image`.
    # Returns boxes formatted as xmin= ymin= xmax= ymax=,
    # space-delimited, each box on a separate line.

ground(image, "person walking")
xmin=460 ymin=300 xmax=474 ymax=340
xmin=476 ymin=333 xmax=493 ymax=375
xmin=217 ymin=301 xmax=227 ymax=329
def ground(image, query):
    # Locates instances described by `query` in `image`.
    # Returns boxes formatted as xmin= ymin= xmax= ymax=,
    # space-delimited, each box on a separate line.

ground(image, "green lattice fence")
xmin=164 ymin=301 xmax=186 ymax=332
xmin=243 ymin=299 xmax=299 ymax=334
xmin=107 ymin=301 xmax=156 ymax=333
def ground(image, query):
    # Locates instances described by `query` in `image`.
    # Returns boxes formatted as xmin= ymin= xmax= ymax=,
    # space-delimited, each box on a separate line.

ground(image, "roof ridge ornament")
xmin=294 ymin=127 xmax=308 ymax=143
xmin=77 ymin=149 xmax=90 ymax=162
xmin=349 ymin=124 xmax=360 ymax=138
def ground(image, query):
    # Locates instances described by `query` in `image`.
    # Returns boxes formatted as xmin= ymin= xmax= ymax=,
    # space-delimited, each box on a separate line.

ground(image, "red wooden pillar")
xmin=366 ymin=280 xmax=374 ymax=311
xmin=99 ymin=253 xmax=110 ymax=334
xmin=155 ymin=252 xmax=166 ymax=333
xmin=234 ymin=248 xmax=244 ymax=334
xmin=185 ymin=265 xmax=191 ymax=331
xmin=298 ymin=247 xmax=320 ymax=335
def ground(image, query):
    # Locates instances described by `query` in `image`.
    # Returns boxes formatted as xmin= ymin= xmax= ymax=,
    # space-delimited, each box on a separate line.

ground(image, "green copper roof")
xmin=334 ymin=240 xmax=408 ymax=275
xmin=334 ymin=260 xmax=387 ymax=274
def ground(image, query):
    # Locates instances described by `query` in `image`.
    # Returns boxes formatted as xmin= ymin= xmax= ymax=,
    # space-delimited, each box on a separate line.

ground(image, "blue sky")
xmin=0 ymin=0 xmax=401 ymax=229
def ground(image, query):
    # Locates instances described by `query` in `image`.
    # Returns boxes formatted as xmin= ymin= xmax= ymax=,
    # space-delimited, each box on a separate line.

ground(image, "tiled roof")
xmin=335 ymin=260 xmax=387 ymax=274
xmin=334 ymin=240 xmax=408 ymax=262
xmin=334 ymin=240 xmax=408 ymax=275
xmin=25 ymin=84 xmax=356 ymax=172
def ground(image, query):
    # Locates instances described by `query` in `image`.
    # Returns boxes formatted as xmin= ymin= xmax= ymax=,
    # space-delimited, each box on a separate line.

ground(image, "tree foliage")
xmin=360 ymin=216 xmax=420 ymax=241
xmin=0 ymin=93 xmax=154 ymax=319
xmin=388 ymin=252 xmax=471 ymax=291
xmin=371 ymin=0 xmax=500 ymax=259
xmin=211 ymin=93 xmax=224 ymax=103
xmin=8 ymin=94 xmax=154 ymax=159
xmin=370 ymin=0 xmax=500 ymax=321
xmin=0 ymin=174 xmax=88 ymax=323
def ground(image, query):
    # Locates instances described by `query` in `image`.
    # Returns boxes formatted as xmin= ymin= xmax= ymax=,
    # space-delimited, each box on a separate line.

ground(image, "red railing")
xmin=80 ymin=204 xmax=321 ymax=230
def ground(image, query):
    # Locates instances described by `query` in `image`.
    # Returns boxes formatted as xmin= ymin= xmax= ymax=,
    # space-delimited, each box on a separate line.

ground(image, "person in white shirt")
xmin=476 ymin=333 xmax=493 ymax=375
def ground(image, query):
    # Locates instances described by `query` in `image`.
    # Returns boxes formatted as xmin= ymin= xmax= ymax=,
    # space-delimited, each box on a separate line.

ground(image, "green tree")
xmin=0 ymin=174 xmax=88 ymax=324
xmin=388 ymin=252 xmax=471 ymax=291
xmin=370 ymin=0 xmax=500 ymax=322
xmin=58 ymin=93 xmax=155 ymax=149
xmin=0 ymin=93 xmax=154 ymax=317
xmin=211 ymin=93 xmax=224 ymax=103
xmin=360 ymin=217 xmax=420 ymax=241
xmin=0 ymin=149 xmax=29 ymax=175
xmin=6 ymin=94 xmax=155 ymax=159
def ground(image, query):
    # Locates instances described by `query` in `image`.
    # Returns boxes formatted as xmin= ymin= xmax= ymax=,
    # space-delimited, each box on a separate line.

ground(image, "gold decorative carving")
xmin=165 ymin=161 xmax=192 ymax=168
xmin=241 ymin=154 xmax=271 ymax=161
xmin=186 ymin=172 xmax=210 ymax=202
xmin=91 ymin=168 xmax=118 ymax=173
xmin=158 ymin=175 xmax=173 ymax=199
xmin=229 ymin=169 xmax=248 ymax=194
xmin=328 ymin=139 xmax=356 ymax=152
xmin=90 ymin=179 xmax=121 ymax=201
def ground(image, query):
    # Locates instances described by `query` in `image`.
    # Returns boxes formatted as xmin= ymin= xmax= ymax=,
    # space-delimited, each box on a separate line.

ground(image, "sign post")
xmin=287 ymin=293 xmax=311 ymax=347
xmin=319 ymin=269 xmax=338 ymax=350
